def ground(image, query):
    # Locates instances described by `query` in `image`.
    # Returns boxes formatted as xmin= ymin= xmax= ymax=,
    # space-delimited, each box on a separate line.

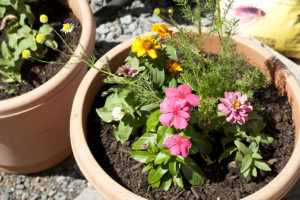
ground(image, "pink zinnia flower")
xmin=166 ymin=85 xmax=200 ymax=106
xmin=165 ymin=134 xmax=192 ymax=157
xmin=218 ymin=92 xmax=253 ymax=125
xmin=160 ymin=98 xmax=190 ymax=129
xmin=117 ymin=65 xmax=139 ymax=77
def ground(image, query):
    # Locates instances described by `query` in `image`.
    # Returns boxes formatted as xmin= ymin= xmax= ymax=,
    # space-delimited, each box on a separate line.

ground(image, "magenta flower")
xmin=117 ymin=65 xmax=139 ymax=77
xmin=165 ymin=134 xmax=192 ymax=157
xmin=166 ymin=85 xmax=200 ymax=106
xmin=160 ymin=98 xmax=190 ymax=129
xmin=218 ymin=92 xmax=253 ymax=125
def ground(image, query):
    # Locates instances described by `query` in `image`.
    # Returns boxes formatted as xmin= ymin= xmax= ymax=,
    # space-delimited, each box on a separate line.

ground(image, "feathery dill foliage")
xmin=165 ymin=0 xmax=266 ymax=126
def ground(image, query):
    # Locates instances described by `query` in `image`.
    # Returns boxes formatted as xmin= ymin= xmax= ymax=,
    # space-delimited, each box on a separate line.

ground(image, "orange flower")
xmin=167 ymin=60 xmax=183 ymax=72
xmin=131 ymin=36 xmax=162 ymax=59
xmin=151 ymin=24 xmax=173 ymax=38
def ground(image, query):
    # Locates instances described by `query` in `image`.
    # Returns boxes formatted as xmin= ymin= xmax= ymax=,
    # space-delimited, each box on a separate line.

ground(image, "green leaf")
xmin=131 ymin=151 xmax=155 ymax=164
xmin=249 ymin=141 xmax=258 ymax=153
xmin=15 ymin=36 xmax=37 ymax=58
xmin=172 ymin=173 xmax=184 ymax=187
xmin=180 ymin=157 xmax=205 ymax=185
xmin=154 ymin=151 xmax=169 ymax=165
xmin=164 ymin=45 xmax=178 ymax=61
xmin=142 ymin=165 xmax=152 ymax=173
xmin=146 ymin=109 xmax=161 ymax=132
xmin=147 ymin=62 xmax=165 ymax=87
xmin=0 ymin=6 xmax=5 ymax=18
xmin=45 ymin=39 xmax=58 ymax=50
xmin=218 ymin=146 xmax=237 ymax=163
xmin=24 ymin=4 xmax=35 ymax=26
xmin=39 ymin=24 xmax=53 ymax=35
xmin=251 ymin=152 xmax=262 ymax=159
xmin=0 ymin=0 xmax=10 ymax=5
xmin=156 ymin=125 xmax=173 ymax=145
xmin=248 ymin=111 xmax=263 ymax=120
xmin=125 ymin=55 xmax=140 ymax=70
xmin=0 ymin=58 xmax=15 ymax=66
xmin=148 ymin=165 xmax=168 ymax=184
xmin=243 ymin=167 xmax=250 ymax=177
xmin=1 ymin=41 xmax=11 ymax=59
xmin=235 ymin=151 xmax=243 ymax=162
xmin=234 ymin=140 xmax=251 ymax=155
xmin=96 ymin=107 xmax=114 ymax=122
xmin=191 ymin=133 xmax=213 ymax=154
xmin=132 ymin=132 xmax=156 ymax=150
xmin=254 ymin=160 xmax=271 ymax=171
xmin=241 ymin=156 xmax=252 ymax=173
xmin=161 ymin=174 xmax=172 ymax=191
xmin=169 ymin=159 xmax=180 ymax=176
xmin=114 ymin=117 xmax=135 ymax=143
xmin=252 ymin=166 xmax=257 ymax=177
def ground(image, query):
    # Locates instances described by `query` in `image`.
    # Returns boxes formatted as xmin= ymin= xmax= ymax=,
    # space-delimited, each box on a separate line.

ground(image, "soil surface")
xmin=86 ymin=80 xmax=294 ymax=200
xmin=0 ymin=0 xmax=81 ymax=100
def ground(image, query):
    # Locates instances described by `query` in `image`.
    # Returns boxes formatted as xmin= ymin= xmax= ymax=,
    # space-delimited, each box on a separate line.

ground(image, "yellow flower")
xmin=168 ymin=9 xmax=173 ymax=14
xmin=61 ymin=23 xmax=74 ymax=34
xmin=22 ymin=50 xmax=31 ymax=59
xmin=39 ymin=14 xmax=48 ymax=23
xmin=36 ymin=33 xmax=46 ymax=44
xmin=151 ymin=24 xmax=173 ymax=38
xmin=131 ymin=36 xmax=162 ymax=59
xmin=167 ymin=59 xmax=183 ymax=72
xmin=154 ymin=8 xmax=160 ymax=15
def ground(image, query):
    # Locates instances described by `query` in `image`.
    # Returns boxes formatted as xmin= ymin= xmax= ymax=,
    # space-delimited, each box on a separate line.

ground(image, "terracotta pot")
xmin=0 ymin=0 xmax=96 ymax=174
xmin=70 ymin=32 xmax=300 ymax=199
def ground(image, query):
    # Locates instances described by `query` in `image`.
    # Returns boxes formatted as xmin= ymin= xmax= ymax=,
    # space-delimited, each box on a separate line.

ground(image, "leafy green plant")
xmin=0 ymin=0 xmax=57 ymax=83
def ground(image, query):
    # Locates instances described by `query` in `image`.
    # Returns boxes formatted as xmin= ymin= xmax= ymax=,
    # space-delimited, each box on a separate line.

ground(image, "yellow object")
xmin=131 ymin=36 xmax=162 ymax=59
xmin=36 ymin=34 xmax=46 ymax=44
xmin=151 ymin=24 xmax=173 ymax=38
xmin=22 ymin=50 xmax=31 ymax=59
xmin=39 ymin=14 xmax=48 ymax=23
xmin=167 ymin=60 xmax=183 ymax=72
xmin=220 ymin=0 xmax=300 ymax=59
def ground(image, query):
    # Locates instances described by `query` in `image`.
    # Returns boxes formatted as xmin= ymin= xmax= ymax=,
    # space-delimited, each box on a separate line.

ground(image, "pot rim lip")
xmin=0 ymin=0 xmax=95 ymax=115
xmin=70 ymin=32 xmax=300 ymax=200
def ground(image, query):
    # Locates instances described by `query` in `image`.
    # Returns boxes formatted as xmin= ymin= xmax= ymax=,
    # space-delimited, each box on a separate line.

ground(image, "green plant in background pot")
xmin=0 ymin=0 xmax=57 ymax=86
xmin=0 ymin=0 xmax=95 ymax=174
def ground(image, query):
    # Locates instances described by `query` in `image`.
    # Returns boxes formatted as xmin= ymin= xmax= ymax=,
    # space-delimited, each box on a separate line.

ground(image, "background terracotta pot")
xmin=70 ymin=32 xmax=300 ymax=199
xmin=0 ymin=0 xmax=95 ymax=174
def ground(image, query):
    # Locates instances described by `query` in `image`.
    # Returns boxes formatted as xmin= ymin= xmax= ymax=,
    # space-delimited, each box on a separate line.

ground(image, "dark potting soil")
xmin=0 ymin=0 xmax=82 ymax=100
xmin=86 ymin=72 xmax=294 ymax=199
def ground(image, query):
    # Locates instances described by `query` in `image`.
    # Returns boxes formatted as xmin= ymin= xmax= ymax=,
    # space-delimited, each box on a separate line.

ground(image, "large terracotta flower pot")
xmin=0 ymin=0 xmax=96 ymax=174
xmin=70 ymin=32 xmax=300 ymax=199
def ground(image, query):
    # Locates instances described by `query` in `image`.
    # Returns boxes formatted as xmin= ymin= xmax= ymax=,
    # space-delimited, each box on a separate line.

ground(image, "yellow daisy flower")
xmin=154 ymin=8 xmax=160 ymax=15
xmin=36 ymin=33 xmax=46 ymax=44
xmin=168 ymin=9 xmax=173 ymax=14
xmin=151 ymin=24 xmax=173 ymax=38
xmin=22 ymin=50 xmax=31 ymax=59
xmin=61 ymin=23 xmax=74 ymax=34
xmin=39 ymin=14 xmax=48 ymax=23
xmin=167 ymin=59 xmax=183 ymax=72
xmin=131 ymin=36 xmax=162 ymax=59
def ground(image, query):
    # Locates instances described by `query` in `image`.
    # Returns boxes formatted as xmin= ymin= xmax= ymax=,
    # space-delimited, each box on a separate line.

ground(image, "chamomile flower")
xmin=22 ymin=50 xmax=31 ymax=59
xmin=168 ymin=9 xmax=173 ymax=14
xmin=36 ymin=33 xmax=46 ymax=44
xmin=154 ymin=8 xmax=160 ymax=15
xmin=61 ymin=23 xmax=74 ymax=34
xmin=112 ymin=107 xmax=125 ymax=121
xmin=39 ymin=14 xmax=48 ymax=23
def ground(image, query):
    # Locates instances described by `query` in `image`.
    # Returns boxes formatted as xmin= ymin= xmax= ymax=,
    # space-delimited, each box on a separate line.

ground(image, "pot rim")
xmin=0 ymin=0 xmax=96 ymax=116
xmin=70 ymin=32 xmax=300 ymax=200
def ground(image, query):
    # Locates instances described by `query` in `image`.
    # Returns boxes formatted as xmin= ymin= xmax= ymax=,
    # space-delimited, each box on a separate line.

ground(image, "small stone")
xmin=21 ymin=193 xmax=29 ymax=200
xmin=35 ymin=177 xmax=40 ymax=183
xmin=56 ymin=176 xmax=66 ymax=183
xmin=96 ymin=24 xmax=110 ymax=35
xmin=267 ymin=158 xmax=278 ymax=166
xmin=48 ymin=190 xmax=57 ymax=197
xmin=228 ymin=161 xmax=237 ymax=168
xmin=106 ymin=32 xmax=117 ymax=40
xmin=16 ymin=184 xmax=24 ymax=190
xmin=1 ymin=193 xmax=9 ymax=200
xmin=127 ymin=21 xmax=138 ymax=32
xmin=120 ymin=15 xmax=133 ymax=24
xmin=41 ymin=194 xmax=48 ymax=200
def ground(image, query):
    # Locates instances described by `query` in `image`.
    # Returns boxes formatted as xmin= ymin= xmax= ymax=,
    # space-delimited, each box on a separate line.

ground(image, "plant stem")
xmin=51 ymin=27 xmax=74 ymax=54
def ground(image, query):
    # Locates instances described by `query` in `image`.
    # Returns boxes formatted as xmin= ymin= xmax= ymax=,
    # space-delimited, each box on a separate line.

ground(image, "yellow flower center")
xmin=231 ymin=100 xmax=241 ymax=108
xmin=36 ymin=34 xmax=46 ymax=44
xmin=63 ymin=24 xmax=71 ymax=31
xmin=22 ymin=50 xmax=31 ymax=59
xmin=167 ymin=60 xmax=183 ymax=72
xmin=39 ymin=14 xmax=48 ymax=23
xmin=143 ymin=39 xmax=154 ymax=49
xmin=154 ymin=8 xmax=160 ymax=15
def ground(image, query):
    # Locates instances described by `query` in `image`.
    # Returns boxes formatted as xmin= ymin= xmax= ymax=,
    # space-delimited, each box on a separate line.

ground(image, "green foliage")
xmin=0 ymin=0 xmax=57 ymax=84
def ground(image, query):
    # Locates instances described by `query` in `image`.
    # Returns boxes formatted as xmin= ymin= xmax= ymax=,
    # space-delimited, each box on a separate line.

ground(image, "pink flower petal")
xmin=180 ymin=144 xmax=189 ymax=157
xmin=160 ymin=99 xmax=174 ymax=113
xmin=166 ymin=88 xmax=179 ymax=98
xmin=186 ymin=94 xmax=200 ymax=106
xmin=177 ymin=110 xmax=190 ymax=120
xmin=178 ymin=85 xmax=191 ymax=95
xmin=160 ymin=113 xmax=174 ymax=127
xmin=173 ymin=115 xmax=188 ymax=129
xmin=165 ymin=137 xmax=176 ymax=148
xmin=174 ymin=99 xmax=189 ymax=111
xmin=169 ymin=145 xmax=181 ymax=156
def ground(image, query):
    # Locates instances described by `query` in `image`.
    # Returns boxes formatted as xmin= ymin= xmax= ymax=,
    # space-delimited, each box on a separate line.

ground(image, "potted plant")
xmin=70 ymin=1 xmax=300 ymax=199
xmin=0 ymin=0 xmax=95 ymax=174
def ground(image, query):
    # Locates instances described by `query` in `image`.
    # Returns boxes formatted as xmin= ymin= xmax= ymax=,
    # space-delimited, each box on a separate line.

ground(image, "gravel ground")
xmin=0 ymin=0 xmax=299 ymax=199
